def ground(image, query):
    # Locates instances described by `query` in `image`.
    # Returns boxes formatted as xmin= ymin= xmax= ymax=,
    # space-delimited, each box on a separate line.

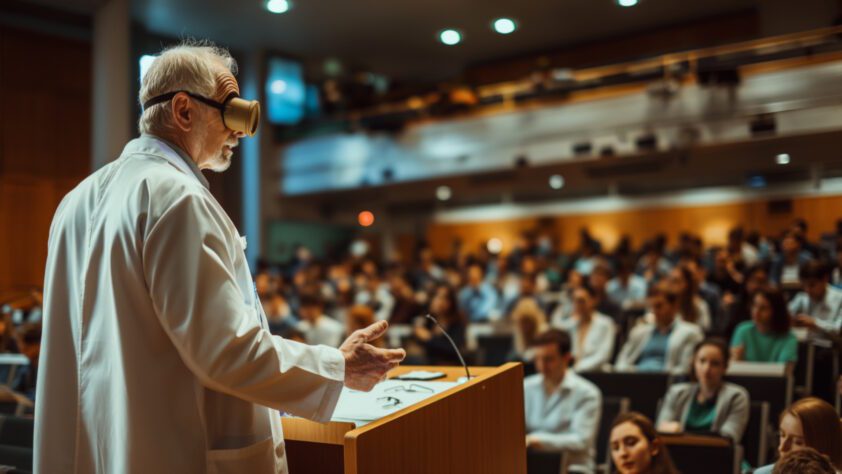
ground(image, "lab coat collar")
xmin=134 ymin=134 xmax=210 ymax=189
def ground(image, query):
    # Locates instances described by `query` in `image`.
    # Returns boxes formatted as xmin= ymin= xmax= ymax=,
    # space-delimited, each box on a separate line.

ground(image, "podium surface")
xmin=283 ymin=363 xmax=526 ymax=474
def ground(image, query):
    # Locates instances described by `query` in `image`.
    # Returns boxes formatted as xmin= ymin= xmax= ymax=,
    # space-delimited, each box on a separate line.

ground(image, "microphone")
xmin=425 ymin=314 xmax=472 ymax=381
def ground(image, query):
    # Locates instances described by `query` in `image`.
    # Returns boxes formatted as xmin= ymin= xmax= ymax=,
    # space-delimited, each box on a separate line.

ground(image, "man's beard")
xmin=207 ymin=145 xmax=235 ymax=172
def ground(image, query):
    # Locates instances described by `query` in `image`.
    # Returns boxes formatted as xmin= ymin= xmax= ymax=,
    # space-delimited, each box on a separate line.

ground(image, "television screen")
xmin=266 ymin=57 xmax=306 ymax=125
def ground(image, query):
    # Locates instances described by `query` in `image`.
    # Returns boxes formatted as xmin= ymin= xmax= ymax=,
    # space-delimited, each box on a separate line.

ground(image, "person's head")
xmin=512 ymin=299 xmax=547 ymax=348
xmin=572 ymin=285 xmax=596 ymax=319
xmin=610 ymin=412 xmax=677 ymax=474
xmin=467 ymin=264 xmax=485 ymax=287
xmin=777 ymin=397 xmax=842 ymax=470
xmin=751 ymin=287 xmax=791 ymax=334
xmin=430 ymin=285 xmax=461 ymax=324
xmin=139 ymin=42 xmax=245 ymax=171
xmin=589 ymin=261 xmax=612 ymax=292
xmin=689 ymin=338 xmax=729 ymax=392
xmin=781 ymin=232 xmax=802 ymax=256
xmin=298 ymin=289 xmax=324 ymax=322
xmin=16 ymin=323 xmax=41 ymax=365
xmin=800 ymin=260 xmax=830 ymax=301
xmin=772 ymin=448 xmax=837 ymax=474
xmin=647 ymin=285 xmax=678 ymax=327
xmin=530 ymin=329 xmax=572 ymax=383
xmin=745 ymin=264 xmax=770 ymax=295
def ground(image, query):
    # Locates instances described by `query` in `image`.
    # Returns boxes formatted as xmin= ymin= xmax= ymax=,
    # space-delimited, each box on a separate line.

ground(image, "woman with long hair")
xmin=754 ymin=397 xmax=842 ymax=473
xmin=413 ymin=284 xmax=466 ymax=365
xmin=667 ymin=264 xmax=711 ymax=330
xmin=610 ymin=412 xmax=678 ymax=474
xmin=657 ymin=338 xmax=749 ymax=442
xmin=730 ymin=287 xmax=798 ymax=373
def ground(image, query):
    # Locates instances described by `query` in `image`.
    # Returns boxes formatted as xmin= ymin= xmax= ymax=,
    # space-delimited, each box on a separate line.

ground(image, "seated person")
xmin=12 ymin=322 xmax=41 ymax=401
xmin=754 ymin=397 xmax=842 ymax=474
xmin=345 ymin=304 xmax=385 ymax=348
xmin=295 ymin=290 xmax=344 ymax=348
xmin=458 ymin=263 xmax=500 ymax=322
xmin=788 ymin=260 xmax=842 ymax=339
xmin=772 ymin=448 xmax=837 ymax=474
xmin=556 ymin=286 xmax=616 ymax=372
xmin=657 ymin=338 xmax=749 ymax=443
xmin=716 ymin=263 xmax=769 ymax=341
xmin=510 ymin=298 xmax=548 ymax=363
xmin=610 ymin=412 xmax=678 ymax=474
xmin=524 ymin=329 xmax=602 ymax=473
xmin=607 ymin=257 xmax=648 ymax=311
xmin=588 ymin=261 xmax=622 ymax=322
xmin=412 ymin=285 xmax=466 ymax=365
xmin=615 ymin=285 xmax=703 ymax=374
xmin=770 ymin=232 xmax=812 ymax=289
xmin=262 ymin=291 xmax=298 ymax=337
xmin=667 ymin=265 xmax=711 ymax=330
xmin=730 ymin=287 xmax=798 ymax=372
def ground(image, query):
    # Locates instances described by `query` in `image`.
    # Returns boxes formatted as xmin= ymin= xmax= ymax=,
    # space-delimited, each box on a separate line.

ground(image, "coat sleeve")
xmin=142 ymin=191 xmax=344 ymax=422
xmin=577 ymin=319 xmax=616 ymax=372
xmin=717 ymin=386 xmax=749 ymax=442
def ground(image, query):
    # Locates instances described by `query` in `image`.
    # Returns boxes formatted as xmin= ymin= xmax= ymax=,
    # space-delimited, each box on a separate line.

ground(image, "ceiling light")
xmin=266 ymin=0 xmax=290 ymax=14
xmin=776 ymin=153 xmax=791 ymax=165
xmin=549 ymin=175 xmax=565 ymax=190
xmin=493 ymin=18 xmax=517 ymax=35
xmin=439 ymin=29 xmax=462 ymax=46
xmin=436 ymin=185 xmax=452 ymax=201
xmin=357 ymin=211 xmax=375 ymax=227
xmin=487 ymin=238 xmax=503 ymax=254
xmin=617 ymin=0 xmax=638 ymax=6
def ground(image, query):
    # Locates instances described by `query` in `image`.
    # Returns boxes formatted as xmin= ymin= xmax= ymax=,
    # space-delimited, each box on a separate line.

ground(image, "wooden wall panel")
xmin=0 ymin=26 xmax=90 ymax=294
xmin=427 ymin=194 xmax=842 ymax=257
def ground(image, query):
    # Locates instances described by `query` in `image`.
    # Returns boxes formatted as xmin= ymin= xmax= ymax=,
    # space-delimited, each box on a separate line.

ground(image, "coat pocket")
xmin=207 ymin=436 xmax=276 ymax=474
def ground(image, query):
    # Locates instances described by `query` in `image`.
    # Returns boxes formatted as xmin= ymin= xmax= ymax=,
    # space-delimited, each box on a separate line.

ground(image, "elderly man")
xmin=35 ymin=42 xmax=405 ymax=473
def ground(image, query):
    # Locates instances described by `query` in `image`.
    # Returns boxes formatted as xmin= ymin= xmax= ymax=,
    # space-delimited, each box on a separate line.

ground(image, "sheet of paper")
xmin=330 ymin=380 xmax=458 ymax=426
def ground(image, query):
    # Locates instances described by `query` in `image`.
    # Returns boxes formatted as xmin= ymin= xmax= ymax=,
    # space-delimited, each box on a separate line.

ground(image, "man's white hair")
xmin=138 ymin=40 xmax=237 ymax=135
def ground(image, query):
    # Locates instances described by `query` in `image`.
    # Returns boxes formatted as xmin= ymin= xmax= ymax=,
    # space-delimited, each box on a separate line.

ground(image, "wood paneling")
xmin=427 ymin=194 xmax=842 ymax=257
xmin=0 ymin=26 xmax=90 ymax=294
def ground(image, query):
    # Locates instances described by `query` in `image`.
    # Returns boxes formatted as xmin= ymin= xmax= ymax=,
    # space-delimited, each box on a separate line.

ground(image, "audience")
xmin=754 ymin=397 xmax=842 ymax=474
xmin=458 ymin=263 xmax=499 ymax=322
xmin=615 ymin=285 xmax=703 ymax=374
xmin=412 ymin=285 xmax=466 ymax=365
xmin=610 ymin=412 xmax=678 ymax=474
xmin=656 ymin=338 xmax=749 ymax=442
xmin=296 ymin=290 xmax=344 ymax=347
xmin=555 ymin=286 xmax=616 ymax=372
xmin=345 ymin=304 xmax=385 ymax=348
xmin=788 ymin=260 xmax=842 ymax=338
xmin=606 ymin=257 xmax=648 ymax=311
xmin=524 ymin=329 xmax=602 ymax=473
xmin=510 ymin=298 xmax=548 ymax=363
xmin=730 ymin=287 xmax=798 ymax=371
xmin=667 ymin=265 xmax=711 ymax=330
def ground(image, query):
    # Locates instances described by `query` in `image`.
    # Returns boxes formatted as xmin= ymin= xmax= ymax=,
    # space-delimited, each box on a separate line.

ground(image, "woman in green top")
xmin=730 ymin=287 xmax=798 ymax=373
xmin=657 ymin=338 xmax=750 ymax=442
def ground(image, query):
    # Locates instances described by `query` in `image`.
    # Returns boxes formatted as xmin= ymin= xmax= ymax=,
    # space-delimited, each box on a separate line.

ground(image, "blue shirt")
xmin=636 ymin=325 xmax=672 ymax=372
xmin=458 ymin=283 xmax=499 ymax=322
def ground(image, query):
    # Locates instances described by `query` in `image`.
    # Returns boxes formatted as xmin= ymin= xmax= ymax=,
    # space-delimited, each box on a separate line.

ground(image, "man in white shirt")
xmin=524 ymin=329 xmax=602 ymax=473
xmin=297 ymin=289 xmax=345 ymax=347
xmin=35 ymin=42 xmax=405 ymax=474
xmin=789 ymin=260 xmax=842 ymax=338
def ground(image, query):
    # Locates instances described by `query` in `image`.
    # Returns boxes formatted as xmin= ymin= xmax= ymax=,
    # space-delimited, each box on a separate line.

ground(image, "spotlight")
xmin=487 ymin=238 xmax=503 ymax=254
xmin=439 ymin=29 xmax=462 ymax=46
xmin=776 ymin=153 xmax=791 ymax=165
xmin=617 ymin=0 xmax=638 ymax=6
xmin=549 ymin=175 xmax=565 ymax=190
xmin=358 ymin=211 xmax=375 ymax=227
xmin=270 ymin=79 xmax=287 ymax=94
xmin=493 ymin=18 xmax=517 ymax=35
xmin=266 ymin=0 xmax=290 ymax=14
xmin=436 ymin=185 xmax=452 ymax=201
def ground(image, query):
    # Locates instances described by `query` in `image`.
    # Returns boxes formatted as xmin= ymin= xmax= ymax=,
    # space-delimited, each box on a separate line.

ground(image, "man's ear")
xmin=170 ymin=92 xmax=193 ymax=132
xmin=650 ymin=438 xmax=660 ymax=457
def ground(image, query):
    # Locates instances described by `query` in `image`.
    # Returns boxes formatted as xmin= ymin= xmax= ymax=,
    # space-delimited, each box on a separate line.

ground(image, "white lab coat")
xmin=35 ymin=135 xmax=345 ymax=474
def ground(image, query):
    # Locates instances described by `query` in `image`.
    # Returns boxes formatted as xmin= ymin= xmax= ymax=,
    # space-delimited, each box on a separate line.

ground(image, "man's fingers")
xmin=358 ymin=320 xmax=389 ymax=342
xmin=377 ymin=347 xmax=406 ymax=362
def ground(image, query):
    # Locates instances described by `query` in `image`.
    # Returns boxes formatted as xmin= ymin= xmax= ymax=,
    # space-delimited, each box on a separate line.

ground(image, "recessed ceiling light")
xmin=493 ymin=18 xmax=517 ymax=35
xmin=439 ymin=29 xmax=462 ymax=46
xmin=549 ymin=174 xmax=565 ymax=190
xmin=436 ymin=185 xmax=452 ymax=201
xmin=617 ymin=0 xmax=638 ymax=6
xmin=358 ymin=211 xmax=375 ymax=227
xmin=266 ymin=0 xmax=290 ymax=14
xmin=776 ymin=153 xmax=791 ymax=165
xmin=487 ymin=238 xmax=503 ymax=254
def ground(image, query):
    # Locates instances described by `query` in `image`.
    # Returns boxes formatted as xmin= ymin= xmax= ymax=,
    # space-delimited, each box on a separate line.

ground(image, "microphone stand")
xmin=425 ymin=314 xmax=471 ymax=381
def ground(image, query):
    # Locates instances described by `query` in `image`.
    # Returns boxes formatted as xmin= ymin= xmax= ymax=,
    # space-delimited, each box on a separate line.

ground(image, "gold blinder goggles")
xmin=143 ymin=91 xmax=261 ymax=136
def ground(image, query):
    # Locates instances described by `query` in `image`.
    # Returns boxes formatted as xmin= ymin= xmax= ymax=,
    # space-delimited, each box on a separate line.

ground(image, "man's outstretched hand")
xmin=340 ymin=320 xmax=406 ymax=392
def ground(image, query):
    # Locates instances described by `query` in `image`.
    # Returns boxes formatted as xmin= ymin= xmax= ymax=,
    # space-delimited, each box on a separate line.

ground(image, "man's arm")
xmin=529 ymin=389 xmax=601 ymax=452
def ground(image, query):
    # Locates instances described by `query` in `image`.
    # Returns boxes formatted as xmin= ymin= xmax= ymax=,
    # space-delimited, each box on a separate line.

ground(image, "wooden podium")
xmin=282 ymin=363 xmax=526 ymax=474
